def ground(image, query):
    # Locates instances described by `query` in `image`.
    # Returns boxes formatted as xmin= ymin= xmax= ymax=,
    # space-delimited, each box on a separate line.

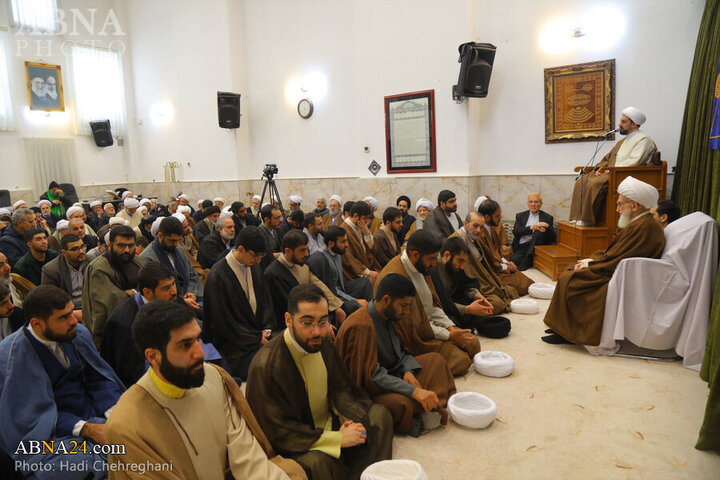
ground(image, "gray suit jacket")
xmin=41 ymin=255 xmax=88 ymax=307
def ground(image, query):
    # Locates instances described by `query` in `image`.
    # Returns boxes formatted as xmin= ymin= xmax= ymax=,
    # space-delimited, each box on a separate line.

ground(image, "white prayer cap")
xmin=55 ymin=220 xmax=70 ymax=231
xmin=213 ymin=197 xmax=225 ymax=203
xmin=139 ymin=198 xmax=152 ymax=207
xmin=172 ymin=212 xmax=186 ymax=223
xmin=415 ymin=198 xmax=433 ymax=211
xmin=37 ymin=200 xmax=52 ymax=207
xmin=363 ymin=196 xmax=378 ymax=210
xmin=262 ymin=202 xmax=270 ymax=208
xmin=329 ymin=194 xmax=342 ymax=204
xmin=222 ymin=206 xmax=232 ymax=213
xmin=177 ymin=205 xmax=192 ymax=214
xmin=150 ymin=217 xmax=164 ymax=237
xmin=0 ymin=208 xmax=9 ymax=216
xmin=289 ymin=195 xmax=302 ymax=204
xmin=197 ymin=199 xmax=205 ymax=207
xmin=139 ymin=206 xmax=149 ymax=214
xmin=473 ymin=196 xmax=488 ymax=212
xmin=617 ymin=176 xmax=658 ymax=208
xmin=121 ymin=191 xmax=133 ymax=199
xmin=103 ymin=203 xmax=114 ymax=210
xmin=72 ymin=202 xmax=83 ymax=207
xmin=124 ymin=197 xmax=140 ymax=209
xmin=89 ymin=200 xmax=102 ymax=208
xmin=178 ymin=193 xmax=190 ymax=201
xmin=104 ymin=232 xmax=111 ymax=244
xmin=621 ymin=106 xmax=646 ymax=126
xmin=66 ymin=206 xmax=84 ymax=219
xmin=12 ymin=200 xmax=27 ymax=210
xmin=109 ymin=217 xmax=129 ymax=227
xmin=252 ymin=195 xmax=261 ymax=201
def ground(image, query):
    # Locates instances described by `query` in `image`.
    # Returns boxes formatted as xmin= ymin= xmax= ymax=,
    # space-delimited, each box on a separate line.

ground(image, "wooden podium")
xmin=534 ymin=158 xmax=667 ymax=280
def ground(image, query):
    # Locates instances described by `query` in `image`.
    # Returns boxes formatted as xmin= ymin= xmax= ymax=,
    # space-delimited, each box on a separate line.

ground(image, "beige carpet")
xmin=392 ymin=269 xmax=720 ymax=479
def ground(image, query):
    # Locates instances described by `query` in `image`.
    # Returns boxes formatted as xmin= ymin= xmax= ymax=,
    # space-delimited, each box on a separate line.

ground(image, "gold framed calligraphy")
xmin=544 ymin=59 xmax=615 ymax=143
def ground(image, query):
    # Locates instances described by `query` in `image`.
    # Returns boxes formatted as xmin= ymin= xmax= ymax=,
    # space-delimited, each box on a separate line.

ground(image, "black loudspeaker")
xmin=217 ymin=91 xmax=241 ymax=128
xmin=453 ymin=42 xmax=497 ymax=100
xmin=89 ymin=120 xmax=113 ymax=147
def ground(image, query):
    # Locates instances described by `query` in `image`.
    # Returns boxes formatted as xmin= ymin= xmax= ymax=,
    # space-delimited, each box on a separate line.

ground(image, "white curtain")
xmin=0 ymin=32 xmax=15 ymax=131
xmin=69 ymin=44 xmax=126 ymax=136
xmin=24 ymin=138 xmax=79 ymax=199
xmin=10 ymin=0 xmax=58 ymax=32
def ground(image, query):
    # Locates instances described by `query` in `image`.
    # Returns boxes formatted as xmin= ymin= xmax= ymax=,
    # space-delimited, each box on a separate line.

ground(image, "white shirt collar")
xmin=28 ymin=325 xmax=59 ymax=350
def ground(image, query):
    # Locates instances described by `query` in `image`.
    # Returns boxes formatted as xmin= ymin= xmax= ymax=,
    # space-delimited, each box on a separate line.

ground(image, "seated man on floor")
xmin=41 ymin=233 xmax=89 ymax=313
xmin=203 ymin=226 xmax=281 ymax=380
xmin=650 ymin=199 xmax=682 ymax=228
xmin=373 ymin=207 xmax=403 ymax=268
xmin=307 ymin=226 xmax=372 ymax=316
xmin=0 ymin=282 xmax=23 ymax=341
xmin=336 ymin=274 xmax=456 ymax=436
xmin=302 ymin=212 xmax=325 ymax=255
xmin=434 ymin=237 xmax=511 ymax=338
xmin=0 ymin=208 xmax=37 ymax=268
xmin=246 ymin=284 xmax=393 ymax=480
xmin=342 ymin=201 xmax=381 ymax=285
xmin=0 ymin=285 xmax=124 ymax=478
xmin=422 ymin=190 xmax=462 ymax=239
xmin=449 ymin=212 xmax=517 ymax=314
xmin=543 ymin=176 xmax=666 ymax=345
xmin=511 ymin=192 xmax=556 ymax=271
xmin=477 ymin=199 xmax=534 ymax=296
xmin=376 ymin=230 xmax=480 ymax=376
xmin=13 ymin=228 xmax=59 ymax=286
xmin=194 ymin=205 xmax=221 ymax=245
xmin=569 ymin=106 xmax=657 ymax=226
xmin=106 ymin=300 xmax=306 ymax=480
xmin=69 ymin=217 xmax=99 ymax=251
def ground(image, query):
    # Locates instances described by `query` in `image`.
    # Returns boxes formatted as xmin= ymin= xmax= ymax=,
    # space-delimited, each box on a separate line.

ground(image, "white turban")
xmin=124 ymin=197 xmax=140 ymax=209
xmin=66 ymin=206 xmax=84 ymax=219
xmin=473 ymin=196 xmax=489 ymax=212
xmin=329 ymin=194 xmax=342 ymax=205
xmin=121 ymin=191 xmax=133 ymax=199
xmin=12 ymin=200 xmax=26 ymax=210
xmin=150 ymin=217 xmax=164 ymax=237
xmin=415 ymin=198 xmax=433 ymax=211
xmin=172 ymin=212 xmax=186 ymax=223
xmin=139 ymin=198 xmax=152 ymax=207
xmin=109 ymin=217 xmax=129 ymax=227
xmin=222 ymin=206 xmax=232 ymax=213
xmin=89 ymin=200 xmax=102 ymax=208
xmin=177 ymin=205 xmax=192 ymax=214
xmin=0 ymin=208 xmax=9 ymax=216
xmin=252 ymin=195 xmax=261 ymax=201
xmin=197 ymin=200 xmax=205 ymax=207
xmin=363 ymin=196 xmax=378 ymax=210
xmin=262 ymin=202 xmax=270 ymax=208
xmin=213 ymin=197 xmax=225 ymax=203
xmin=104 ymin=232 xmax=111 ymax=244
xmin=617 ymin=176 xmax=658 ymax=208
xmin=178 ymin=194 xmax=190 ymax=201
xmin=103 ymin=203 xmax=114 ymax=210
xmin=37 ymin=200 xmax=52 ymax=207
xmin=139 ymin=206 xmax=148 ymax=214
xmin=55 ymin=219 xmax=69 ymax=231
xmin=621 ymin=106 xmax=646 ymax=126
xmin=289 ymin=195 xmax=302 ymax=204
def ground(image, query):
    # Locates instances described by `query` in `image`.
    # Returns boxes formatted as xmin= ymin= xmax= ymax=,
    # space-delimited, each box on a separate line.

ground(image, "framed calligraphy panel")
xmin=384 ymin=90 xmax=436 ymax=173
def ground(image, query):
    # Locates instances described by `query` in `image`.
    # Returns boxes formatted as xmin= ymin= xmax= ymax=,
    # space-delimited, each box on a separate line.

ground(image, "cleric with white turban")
xmin=288 ymin=195 xmax=303 ymax=211
xmin=116 ymin=197 xmax=143 ymax=228
xmin=616 ymin=176 xmax=658 ymax=229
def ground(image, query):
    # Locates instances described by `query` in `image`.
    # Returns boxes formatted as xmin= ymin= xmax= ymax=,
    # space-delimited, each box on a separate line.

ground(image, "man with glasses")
xmin=203 ymin=226 xmax=281 ymax=380
xmin=246 ymin=284 xmax=392 ymax=480
xmin=82 ymin=226 xmax=145 ymax=347
xmin=42 ymin=233 xmax=89 ymax=316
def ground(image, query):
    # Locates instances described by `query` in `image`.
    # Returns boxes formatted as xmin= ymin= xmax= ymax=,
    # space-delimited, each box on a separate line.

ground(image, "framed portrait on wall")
xmin=384 ymin=89 xmax=437 ymax=174
xmin=25 ymin=61 xmax=65 ymax=112
xmin=544 ymin=59 xmax=615 ymax=143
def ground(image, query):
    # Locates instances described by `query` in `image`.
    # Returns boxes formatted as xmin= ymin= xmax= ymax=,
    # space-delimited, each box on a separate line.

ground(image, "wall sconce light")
xmin=284 ymin=71 xmax=328 ymax=106
xmin=150 ymin=101 xmax=174 ymax=126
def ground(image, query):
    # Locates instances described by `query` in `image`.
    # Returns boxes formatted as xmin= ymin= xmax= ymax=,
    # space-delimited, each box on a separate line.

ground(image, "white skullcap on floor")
xmin=363 ymin=196 xmax=378 ymax=210
xmin=37 ymin=200 xmax=52 ymax=207
xmin=124 ymin=197 xmax=140 ymax=209
xmin=329 ymin=194 xmax=342 ymax=204
xmin=55 ymin=220 xmax=69 ymax=231
xmin=89 ymin=200 xmax=102 ymax=208
xmin=252 ymin=195 xmax=261 ymax=201
xmin=213 ymin=197 xmax=224 ymax=203
xmin=109 ymin=217 xmax=128 ymax=226
xmin=617 ymin=176 xmax=658 ymax=208
xmin=66 ymin=206 xmax=84 ymax=219
xmin=121 ymin=191 xmax=133 ymax=199
xmin=473 ymin=196 xmax=488 ymax=212
xmin=621 ymin=106 xmax=646 ymax=125
xmin=177 ymin=205 xmax=191 ymax=214
xmin=150 ymin=217 xmax=164 ymax=237
xmin=172 ymin=212 xmax=186 ymax=223
xmin=415 ymin=198 xmax=433 ymax=211
xmin=289 ymin=195 xmax=302 ymax=204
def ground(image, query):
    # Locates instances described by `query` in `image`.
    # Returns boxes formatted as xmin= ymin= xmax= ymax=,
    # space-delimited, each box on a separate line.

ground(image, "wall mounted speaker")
xmin=453 ymin=42 xmax=497 ymax=100
xmin=218 ymin=91 xmax=241 ymax=128
xmin=89 ymin=120 xmax=113 ymax=147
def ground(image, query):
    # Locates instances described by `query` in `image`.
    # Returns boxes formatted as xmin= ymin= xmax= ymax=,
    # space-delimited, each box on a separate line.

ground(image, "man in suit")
xmin=230 ymin=201 xmax=260 ymax=236
xmin=41 ymin=233 xmax=89 ymax=312
xmin=511 ymin=193 xmax=556 ymax=271
xmin=421 ymin=190 xmax=462 ymax=240
xmin=259 ymin=204 xmax=285 ymax=269
xmin=198 ymin=214 xmax=236 ymax=269
xmin=193 ymin=205 xmax=221 ymax=245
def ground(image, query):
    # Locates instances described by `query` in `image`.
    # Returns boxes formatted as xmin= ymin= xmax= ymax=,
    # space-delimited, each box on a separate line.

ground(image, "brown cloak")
xmin=544 ymin=213 xmax=666 ymax=345
xmin=342 ymin=221 xmax=381 ymax=282
xmin=478 ymin=226 xmax=534 ymax=295
xmin=569 ymin=139 xmax=625 ymax=223
xmin=375 ymin=255 xmax=479 ymax=376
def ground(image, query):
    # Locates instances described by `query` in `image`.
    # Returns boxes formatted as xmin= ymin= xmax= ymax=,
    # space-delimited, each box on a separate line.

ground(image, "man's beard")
xmin=385 ymin=303 xmax=403 ymax=323
xmin=159 ymin=356 xmax=205 ymax=389
xmin=0 ymin=277 xmax=10 ymax=287
xmin=443 ymin=258 xmax=457 ymax=276
xmin=619 ymin=127 xmax=629 ymax=135
xmin=161 ymin=242 xmax=176 ymax=253
xmin=292 ymin=254 xmax=306 ymax=266
xmin=32 ymin=86 xmax=46 ymax=97
xmin=444 ymin=205 xmax=457 ymax=214
xmin=330 ymin=208 xmax=340 ymax=216
xmin=110 ymin=249 xmax=134 ymax=265
xmin=487 ymin=217 xmax=499 ymax=227
xmin=413 ymin=258 xmax=430 ymax=275
xmin=330 ymin=244 xmax=346 ymax=255
xmin=46 ymin=89 xmax=57 ymax=99
xmin=43 ymin=324 xmax=77 ymax=343
xmin=291 ymin=324 xmax=323 ymax=353
xmin=465 ymin=228 xmax=482 ymax=242
xmin=617 ymin=211 xmax=632 ymax=228
xmin=220 ymin=231 xmax=234 ymax=242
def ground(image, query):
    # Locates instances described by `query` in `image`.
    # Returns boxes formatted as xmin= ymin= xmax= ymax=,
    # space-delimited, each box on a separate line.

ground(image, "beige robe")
xmin=341 ymin=219 xmax=381 ymax=282
xmin=478 ymin=225 xmax=534 ymax=296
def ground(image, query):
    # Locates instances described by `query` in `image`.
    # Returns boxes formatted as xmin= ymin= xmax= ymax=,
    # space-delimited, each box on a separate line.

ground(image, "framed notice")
xmin=25 ymin=61 xmax=65 ymax=112
xmin=384 ymin=90 xmax=436 ymax=173
xmin=544 ymin=59 xmax=615 ymax=143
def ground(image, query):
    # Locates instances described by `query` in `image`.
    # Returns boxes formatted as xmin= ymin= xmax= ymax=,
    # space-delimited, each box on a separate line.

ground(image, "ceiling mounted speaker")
xmin=89 ymin=120 xmax=113 ymax=147
xmin=217 ymin=91 xmax=241 ymax=129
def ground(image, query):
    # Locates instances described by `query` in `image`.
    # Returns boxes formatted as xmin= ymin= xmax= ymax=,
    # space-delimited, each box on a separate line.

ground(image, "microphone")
xmin=602 ymin=127 xmax=619 ymax=136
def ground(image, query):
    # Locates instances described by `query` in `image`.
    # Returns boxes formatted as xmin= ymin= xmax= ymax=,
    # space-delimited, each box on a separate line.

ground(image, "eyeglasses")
xmin=299 ymin=320 xmax=329 ymax=329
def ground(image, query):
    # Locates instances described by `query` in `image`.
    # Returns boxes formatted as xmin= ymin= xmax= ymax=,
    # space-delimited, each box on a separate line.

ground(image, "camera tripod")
xmin=259 ymin=172 xmax=286 ymax=218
